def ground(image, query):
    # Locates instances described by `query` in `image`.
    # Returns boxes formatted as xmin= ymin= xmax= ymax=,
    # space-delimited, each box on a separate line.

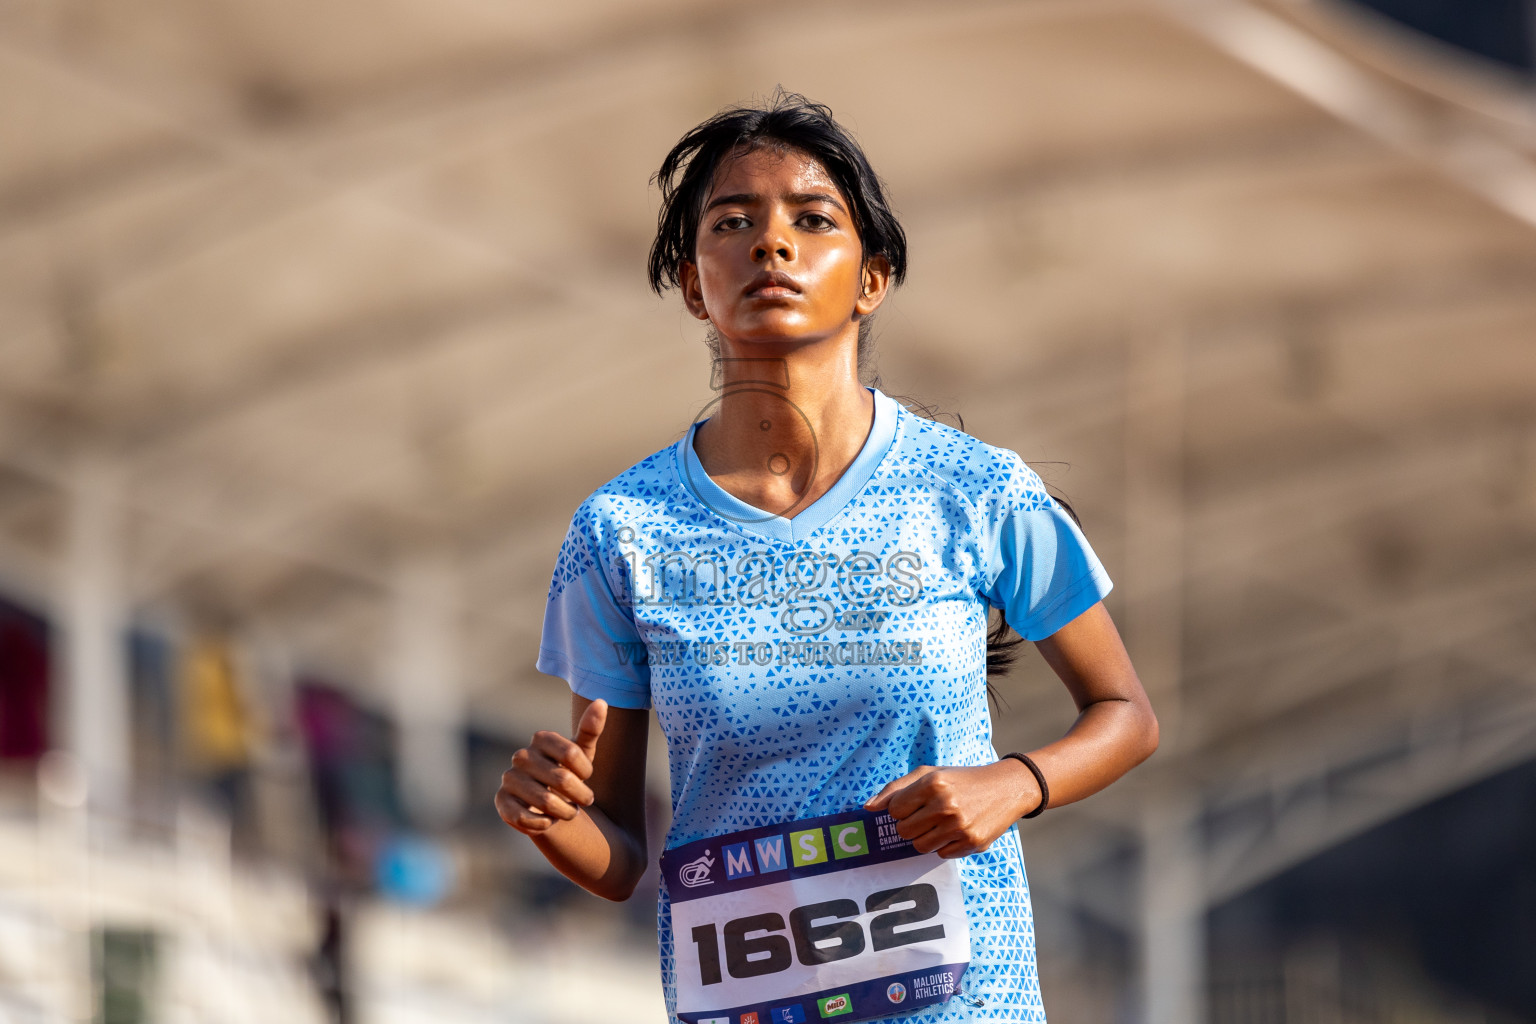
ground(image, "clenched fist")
xmin=496 ymin=699 xmax=608 ymax=836
xmin=863 ymin=760 xmax=1041 ymax=858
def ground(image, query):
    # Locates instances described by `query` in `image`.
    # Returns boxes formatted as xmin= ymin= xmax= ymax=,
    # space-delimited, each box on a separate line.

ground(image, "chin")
xmin=719 ymin=318 xmax=831 ymax=347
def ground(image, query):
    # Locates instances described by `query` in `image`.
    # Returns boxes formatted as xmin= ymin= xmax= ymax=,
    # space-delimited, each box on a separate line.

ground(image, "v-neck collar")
xmin=674 ymin=386 xmax=900 ymax=544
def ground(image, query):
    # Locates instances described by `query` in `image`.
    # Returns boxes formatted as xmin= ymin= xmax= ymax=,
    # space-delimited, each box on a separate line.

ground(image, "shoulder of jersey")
xmin=569 ymin=438 xmax=687 ymax=527
xmin=891 ymin=403 xmax=1053 ymax=512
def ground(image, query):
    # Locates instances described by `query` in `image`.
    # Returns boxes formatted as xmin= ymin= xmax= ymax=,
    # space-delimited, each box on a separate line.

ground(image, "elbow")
xmin=590 ymin=841 xmax=648 ymax=903
xmin=1139 ymin=703 xmax=1161 ymax=763
xmin=593 ymin=868 xmax=644 ymax=903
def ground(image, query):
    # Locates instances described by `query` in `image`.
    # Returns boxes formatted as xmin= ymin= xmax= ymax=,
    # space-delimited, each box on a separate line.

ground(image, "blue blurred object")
xmin=375 ymin=833 xmax=455 ymax=906
xmin=1343 ymin=0 xmax=1535 ymax=73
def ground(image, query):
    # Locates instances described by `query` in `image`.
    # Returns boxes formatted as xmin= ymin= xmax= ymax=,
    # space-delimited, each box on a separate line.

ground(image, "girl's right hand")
xmin=496 ymin=698 xmax=608 ymax=836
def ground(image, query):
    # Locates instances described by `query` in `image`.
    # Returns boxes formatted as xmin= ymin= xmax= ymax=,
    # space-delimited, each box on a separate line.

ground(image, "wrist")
xmin=990 ymin=757 xmax=1039 ymax=818
xmin=999 ymin=752 xmax=1049 ymax=818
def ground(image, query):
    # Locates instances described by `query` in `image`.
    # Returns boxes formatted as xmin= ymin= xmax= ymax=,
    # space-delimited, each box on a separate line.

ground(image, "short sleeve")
xmin=535 ymin=506 xmax=652 ymax=710
xmin=980 ymin=458 xmax=1113 ymax=642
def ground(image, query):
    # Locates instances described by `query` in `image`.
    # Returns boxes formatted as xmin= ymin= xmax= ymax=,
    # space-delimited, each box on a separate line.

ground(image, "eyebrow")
xmin=703 ymin=190 xmax=849 ymax=214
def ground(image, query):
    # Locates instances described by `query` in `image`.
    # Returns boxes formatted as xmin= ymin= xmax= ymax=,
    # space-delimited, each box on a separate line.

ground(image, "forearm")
xmin=867 ymin=695 xmax=1155 ymax=855
xmin=530 ymin=803 xmax=648 ymax=902
xmin=1015 ymin=696 xmax=1158 ymax=810
xmin=500 ymin=700 xmax=653 ymax=902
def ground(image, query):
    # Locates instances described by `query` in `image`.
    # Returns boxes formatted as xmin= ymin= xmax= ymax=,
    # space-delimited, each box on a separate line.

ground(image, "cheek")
xmin=697 ymin=266 xmax=738 ymax=312
xmin=692 ymin=244 xmax=739 ymax=301
xmin=813 ymin=248 xmax=866 ymax=304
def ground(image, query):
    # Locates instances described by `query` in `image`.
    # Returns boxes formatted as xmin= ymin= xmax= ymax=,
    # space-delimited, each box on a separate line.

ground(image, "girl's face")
xmin=680 ymin=145 xmax=889 ymax=347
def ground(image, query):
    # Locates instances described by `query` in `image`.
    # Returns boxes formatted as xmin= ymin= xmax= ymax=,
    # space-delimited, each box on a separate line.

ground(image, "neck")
xmin=692 ymin=323 xmax=876 ymax=521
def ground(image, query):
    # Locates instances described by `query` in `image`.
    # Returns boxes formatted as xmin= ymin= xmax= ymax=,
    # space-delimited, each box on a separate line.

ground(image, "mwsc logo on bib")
xmin=719 ymin=819 xmax=869 ymax=881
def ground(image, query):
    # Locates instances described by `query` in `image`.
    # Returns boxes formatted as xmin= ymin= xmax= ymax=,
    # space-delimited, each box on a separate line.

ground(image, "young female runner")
xmin=497 ymin=93 xmax=1159 ymax=1023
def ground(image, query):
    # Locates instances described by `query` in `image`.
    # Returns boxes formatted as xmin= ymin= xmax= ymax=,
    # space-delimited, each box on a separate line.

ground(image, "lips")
xmin=744 ymin=270 xmax=801 ymax=298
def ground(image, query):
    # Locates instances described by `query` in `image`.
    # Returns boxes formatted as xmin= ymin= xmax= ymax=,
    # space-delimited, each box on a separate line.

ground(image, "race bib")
xmin=661 ymin=808 xmax=971 ymax=1024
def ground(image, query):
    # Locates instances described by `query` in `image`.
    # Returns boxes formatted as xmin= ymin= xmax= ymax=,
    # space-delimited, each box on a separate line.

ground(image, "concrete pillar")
xmin=1124 ymin=321 xmax=1201 ymax=1023
xmin=1140 ymin=787 xmax=1206 ymax=1024
xmin=60 ymin=453 xmax=130 ymax=811
xmin=387 ymin=549 xmax=465 ymax=829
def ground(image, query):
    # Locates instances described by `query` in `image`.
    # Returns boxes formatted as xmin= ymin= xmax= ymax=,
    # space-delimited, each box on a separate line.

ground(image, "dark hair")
xmin=648 ymin=90 xmax=908 ymax=293
xmin=648 ymin=90 xmax=908 ymax=378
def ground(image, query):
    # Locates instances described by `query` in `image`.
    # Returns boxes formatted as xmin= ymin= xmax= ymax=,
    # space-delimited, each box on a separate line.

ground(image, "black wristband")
xmin=1002 ymin=752 xmax=1049 ymax=818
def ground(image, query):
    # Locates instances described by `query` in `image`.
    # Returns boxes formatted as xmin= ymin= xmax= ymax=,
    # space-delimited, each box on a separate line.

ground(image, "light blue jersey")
xmin=537 ymin=386 xmax=1112 ymax=1023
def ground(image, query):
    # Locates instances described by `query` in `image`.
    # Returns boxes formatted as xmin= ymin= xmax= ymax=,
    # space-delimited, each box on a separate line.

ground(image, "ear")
xmin=679 ymin=260 xmax=711 ymax=321
xmin=854 ymin=255 xmax=892 ymax=317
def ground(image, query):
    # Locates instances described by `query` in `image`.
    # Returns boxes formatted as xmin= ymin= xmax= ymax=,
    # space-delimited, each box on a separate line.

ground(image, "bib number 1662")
xmin=688 ymin=883 xmax=943 ymax=985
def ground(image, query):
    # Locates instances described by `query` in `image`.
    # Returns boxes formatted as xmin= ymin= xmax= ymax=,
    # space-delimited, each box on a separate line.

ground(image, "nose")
xmin=751 ymin=220 xmax=795 ymax=263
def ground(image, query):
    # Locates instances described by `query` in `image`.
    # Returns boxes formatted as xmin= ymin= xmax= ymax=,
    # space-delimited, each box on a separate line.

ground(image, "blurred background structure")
xmin=0 ymin=0 xmax=1533 ymax=1021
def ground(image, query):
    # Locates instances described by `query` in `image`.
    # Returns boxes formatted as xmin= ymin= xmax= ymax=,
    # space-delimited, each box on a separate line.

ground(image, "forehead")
xmin=705 ymin=144 xmax=845 ymax=201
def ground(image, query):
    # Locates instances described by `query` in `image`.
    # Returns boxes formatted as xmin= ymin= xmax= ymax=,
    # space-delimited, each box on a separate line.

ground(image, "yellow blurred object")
xmin=180 ymin=639 xmax=250 ymax=771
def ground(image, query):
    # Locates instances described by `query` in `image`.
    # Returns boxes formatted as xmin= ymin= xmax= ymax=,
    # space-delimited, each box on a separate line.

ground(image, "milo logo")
xmin=817 ymin=993 xmax=852 ymax=1017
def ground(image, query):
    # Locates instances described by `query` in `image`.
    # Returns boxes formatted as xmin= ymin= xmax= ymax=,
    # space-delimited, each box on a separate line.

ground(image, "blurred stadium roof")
xmin=1 ymin=0 xmax=1534 ymax=888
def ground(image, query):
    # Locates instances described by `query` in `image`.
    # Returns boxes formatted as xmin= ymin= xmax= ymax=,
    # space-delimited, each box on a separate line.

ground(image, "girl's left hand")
xmin=863 ymin=761 xmax=1041 ymax=858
